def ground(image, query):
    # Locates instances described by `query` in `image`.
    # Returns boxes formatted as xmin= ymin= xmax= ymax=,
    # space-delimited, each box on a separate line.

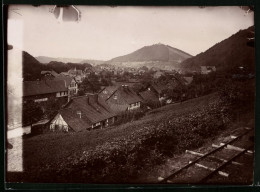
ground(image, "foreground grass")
xmin=20 ymin=93 xmax=219 ymax=167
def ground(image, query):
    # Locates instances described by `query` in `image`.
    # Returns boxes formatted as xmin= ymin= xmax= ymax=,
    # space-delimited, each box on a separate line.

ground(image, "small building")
xmin=153 ymin=70 xmax=164 ymax=79
xmin=49 ymin=94 xmax=117 ymax=132
xmin=99 ymin=85 xmax=143 ymax=114
xmin=138 ymin=66 xmax=149 ymax=74
xmin=201 ymin=66 xmax=216 ymax=75
xmin=68 ymin=68 xmax=85 ymax=82
xmin=68 ymin=68 xmax=84 ymax=77
xmin=40 ymin=70 xmax=59 ymax=80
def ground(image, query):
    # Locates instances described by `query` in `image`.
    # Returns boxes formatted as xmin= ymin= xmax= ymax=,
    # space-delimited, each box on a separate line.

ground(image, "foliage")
xmin=22 ymin=101 xmax=44 ymax=125
xmin=78 ymin=74 xmax=101 ymax=94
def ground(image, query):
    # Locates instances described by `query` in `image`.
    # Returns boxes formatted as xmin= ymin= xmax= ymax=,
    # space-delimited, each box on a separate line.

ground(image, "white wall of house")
xmin=50 ymin=114 xmax=69 ymax=132
xmin=128 ymin=102 xmax=141 ymax=110
xmin=56 ymin=91 xmax=68 ymax=97
xmin=68 ymin=79 xmax=78 ymax=95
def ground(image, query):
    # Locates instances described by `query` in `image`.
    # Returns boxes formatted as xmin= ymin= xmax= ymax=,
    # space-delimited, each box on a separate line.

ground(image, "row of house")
xmin=50 ymin=73 xmax=192 ymax=133
xmin=22 ymin=67 xmax=195 ymax=134
xmin=50 ymin=94 xmax=117 ymax=132
xmin=50 ymin=85 xmax=142 ymax=132
xmin=41 ymin=68 xmax=86 ymax=83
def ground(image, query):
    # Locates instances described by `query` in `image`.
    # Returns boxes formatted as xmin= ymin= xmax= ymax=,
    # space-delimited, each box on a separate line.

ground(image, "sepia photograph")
xmin=5 ymin=5 xmax=255 ymax=185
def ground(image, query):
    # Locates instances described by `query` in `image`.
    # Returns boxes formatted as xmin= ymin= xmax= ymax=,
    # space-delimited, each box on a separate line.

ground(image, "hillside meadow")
xmin=7 ymin=91 xmax=254 ymax=183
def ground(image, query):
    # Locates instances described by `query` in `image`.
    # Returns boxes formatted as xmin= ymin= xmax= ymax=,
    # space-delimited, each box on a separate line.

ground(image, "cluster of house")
xmin=50 ymin=85 xmax=143 ymax=132
xmin=9 ymin=64 xmax=200 ymax=138
xmin=41 ymin=67 xmax=86 ymax=83
xmin=49 ymin=72 xmax=194 ymax=133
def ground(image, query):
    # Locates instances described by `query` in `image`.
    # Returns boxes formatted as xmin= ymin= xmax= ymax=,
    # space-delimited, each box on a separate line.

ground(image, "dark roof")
xmin=106 ymin=86 xmax=142 ymax=104
xmin=59 ymin=95 xmax=116 ymax=131
xmin=99 ymin=85 xmax=142 ymax=113
xmin=139 ymin=90 xmax=159 ymax=102
xmin=68 ymin=68 xmax=83 ymax=76
xmin=23 ymin=80 xmax=67 ymax=97
xmin=60 ymin=109 xmax=92 ymax=132
xmin=150 ymin=82 xmax=168 ymax=94
xmin=54 ymin=76 xmax=74 ymax=87
xmin=99 ymin=86 xmax=119 ymax=100
xmin=41 ymin=70 xmax=59 ymax=77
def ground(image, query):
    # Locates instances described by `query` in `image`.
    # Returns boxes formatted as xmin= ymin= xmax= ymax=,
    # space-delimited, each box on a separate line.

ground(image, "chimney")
xmin=77 ymin=111 xmax=81 ymax=118
xmin=95 ymin=94 xmax=99 ymax=104
xmin=87 ymin=96 xmax=90 ymax=105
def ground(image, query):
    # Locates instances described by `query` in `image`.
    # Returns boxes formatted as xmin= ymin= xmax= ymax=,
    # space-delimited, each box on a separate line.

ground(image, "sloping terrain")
xmin=7 ymin=93 xmax=239 ymax=183
xmin=108 ymin=43 xmax=192 ymax=70
xmin=22 ymin=51 xmax=49 ymax=81
xmin=180 ymin=26 xmax=255 ymax=73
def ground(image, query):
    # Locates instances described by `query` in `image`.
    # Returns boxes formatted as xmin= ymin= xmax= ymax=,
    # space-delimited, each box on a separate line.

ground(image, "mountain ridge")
xmin=180 ymin=26 xmax=255 ymax=73
xmin=36 ymin=56 xmax=104 ymax=66
xmin=108 ymin=43 xmax=192 ymax=63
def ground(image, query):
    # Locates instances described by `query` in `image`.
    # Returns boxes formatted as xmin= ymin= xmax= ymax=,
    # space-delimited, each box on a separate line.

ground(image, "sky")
xmin=7 ymin=6 xmax=254 ymax=60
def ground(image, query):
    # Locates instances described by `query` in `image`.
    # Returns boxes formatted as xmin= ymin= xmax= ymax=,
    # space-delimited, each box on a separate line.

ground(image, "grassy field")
xmin=19 ymin=93 xmax=218 ymax=166
xmin=7 ymin=92 xmax=254 ymax=183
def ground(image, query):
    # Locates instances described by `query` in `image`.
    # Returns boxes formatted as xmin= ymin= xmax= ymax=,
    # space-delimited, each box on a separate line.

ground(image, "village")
xmin=7 ymin=63 xmax=217 ymax=137
xmin=6 ymin=5 xmax=256 ymax=185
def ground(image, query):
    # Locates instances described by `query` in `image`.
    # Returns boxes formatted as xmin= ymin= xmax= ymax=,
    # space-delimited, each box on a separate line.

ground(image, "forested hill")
xmin=180 ymin=26 xmax=255 ymax=73
xmin=22 ymin=51 xmax=92 ymax=81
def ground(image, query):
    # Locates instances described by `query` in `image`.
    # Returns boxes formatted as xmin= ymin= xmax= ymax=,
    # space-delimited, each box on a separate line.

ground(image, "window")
xmin=70 ymin=82 xmax=75 ymax=87
xmin=34 ymin=98 xmax=48 ymax=102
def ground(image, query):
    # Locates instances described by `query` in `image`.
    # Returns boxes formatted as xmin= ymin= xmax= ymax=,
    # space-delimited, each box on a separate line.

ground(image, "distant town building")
xmin=54 ymin=76 xmax=78 ymax=97
xmin=40 ymin=70 xmax=59 ymax=80
xmin=201 ymin=66 xmax=216 ymax=74
xmin=153 ymin=70 xmax=164 ymax=79
xmin=138 ymin=66 xmax=149 ymax=74
xmin=49 ymin=94 xmax=117 ymax=132
xmin=67 ymin=68 xmax=85 ymax=83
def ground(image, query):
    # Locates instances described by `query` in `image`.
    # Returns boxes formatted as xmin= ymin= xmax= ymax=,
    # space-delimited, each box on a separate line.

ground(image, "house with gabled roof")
xmin=54 ymin=76 xmax=78 ymax=96
xmin=23 ymin=79 xmax=68 ymax=103
xmin=49 ymin=94 xmax=117 ymax=132
xmin=138 ymin=82 xmax=168 ymax=103
xmin=67 ymin=68 xmax=85 ymax=83
xmin=99 ymin=85 xmax=143 ymax=114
